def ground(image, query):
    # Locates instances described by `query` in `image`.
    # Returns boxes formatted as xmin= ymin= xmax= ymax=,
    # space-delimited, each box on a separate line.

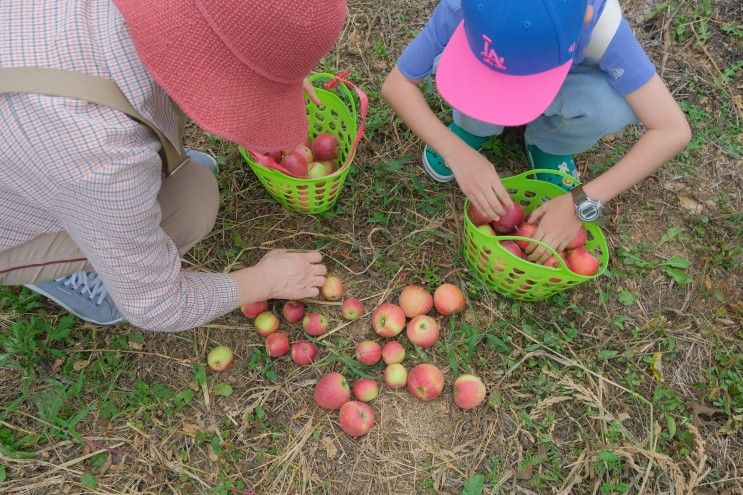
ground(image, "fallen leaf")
xmin=705 ymin=275 xmax=712 ymax=290
xmin=73 ymin=359 xmax=91 ymax=371
xmin=321 ymin=436 xmax=338 ymax=459
xmin=677 ymin=195 xmax=704 ymax=214
xmin=663 ymin=180 xmax=686 ymax=192
xmin=291 ymin=408 xmax=308 ymax=420
xmin=52 ymin=358 xmax=65 ymax=372
xmin=181 ymin=422 xmax=201 ymax=436
xmin=128 ymin=341 xmax=143 ymax=350
xmin=650 ymin=352 xmax=664 ymax=383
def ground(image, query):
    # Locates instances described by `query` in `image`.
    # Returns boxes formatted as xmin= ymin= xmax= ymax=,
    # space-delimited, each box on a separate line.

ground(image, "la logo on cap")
xmin=480 ymin=35 xmax=506 ymax=70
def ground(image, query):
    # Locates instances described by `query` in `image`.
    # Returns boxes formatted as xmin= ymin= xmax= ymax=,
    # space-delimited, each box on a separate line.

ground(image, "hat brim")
xmin=113 ymin=0 xmax=307 ymax=152
xmin=435 ymin=22 xmax=572 ymax=127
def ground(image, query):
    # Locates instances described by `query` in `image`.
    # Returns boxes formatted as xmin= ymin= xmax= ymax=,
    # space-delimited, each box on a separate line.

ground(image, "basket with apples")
xmin=239 ymin=72 xmax=367 ymax=214
xmin=463 ymin=169 xmax=609 ymax=300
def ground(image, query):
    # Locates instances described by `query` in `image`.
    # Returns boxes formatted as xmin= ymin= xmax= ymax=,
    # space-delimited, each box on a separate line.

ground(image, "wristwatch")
xmin=571 ymin=185 xmax=603 ymax=222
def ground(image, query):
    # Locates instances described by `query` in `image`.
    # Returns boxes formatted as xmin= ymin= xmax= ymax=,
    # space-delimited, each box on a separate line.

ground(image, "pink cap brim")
xmin=436 ymin=23 xmax=572 ymax=127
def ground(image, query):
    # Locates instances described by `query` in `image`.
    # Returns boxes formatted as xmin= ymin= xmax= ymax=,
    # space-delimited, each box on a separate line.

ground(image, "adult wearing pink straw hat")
xmin=0 ymin=1 xmax=346 ymax=330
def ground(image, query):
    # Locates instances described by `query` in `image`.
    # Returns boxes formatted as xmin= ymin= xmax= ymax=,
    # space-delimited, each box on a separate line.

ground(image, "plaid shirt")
xmin=0 ymin=0 xmax=239 ymax=331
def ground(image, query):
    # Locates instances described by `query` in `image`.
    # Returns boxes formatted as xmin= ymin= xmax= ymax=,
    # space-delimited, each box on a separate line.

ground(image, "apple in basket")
xmin=491 ymin=203 xmax=525 ymax=233
xmin=467 ymin=203 xmax=492 ymax=226
xmin=311 ymin=133 xmax=339 ymax=161
xmin=307 ymin=161 xmax=333 ymax=178
xmin=280 ymin=152 xmax=308 ymax=178
xmin=500 ymin=240 xmax=525 ymax=259
xmin=264 ymin=150 xmax=283 ymax=163
xmin=292 ymin=143 xmax=314 ymax=164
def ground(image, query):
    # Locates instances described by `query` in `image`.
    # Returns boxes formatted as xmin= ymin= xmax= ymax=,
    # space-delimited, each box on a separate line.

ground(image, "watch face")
xmin=578 ymin=202 xmax=601 ymax=221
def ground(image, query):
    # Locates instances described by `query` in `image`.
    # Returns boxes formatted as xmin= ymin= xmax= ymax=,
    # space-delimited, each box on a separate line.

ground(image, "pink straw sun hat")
xmin=113 ymin=0 xmax=348 ymax=151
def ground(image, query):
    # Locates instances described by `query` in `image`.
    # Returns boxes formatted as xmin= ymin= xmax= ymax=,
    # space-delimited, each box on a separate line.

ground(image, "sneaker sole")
xmin=421 ymin=148 xmax=455 ymax=183
xmin=24 ymin=284 xmax=124 ymax=326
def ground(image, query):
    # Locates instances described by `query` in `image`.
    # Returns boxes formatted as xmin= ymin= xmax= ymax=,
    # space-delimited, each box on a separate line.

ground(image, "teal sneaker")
xmin=422 ymin=123 xmax=489 ymax=182
xmin=525 ymin=143 xmax=580 ymax=191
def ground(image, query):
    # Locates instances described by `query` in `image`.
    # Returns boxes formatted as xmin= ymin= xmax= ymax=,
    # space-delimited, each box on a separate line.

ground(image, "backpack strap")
xmin=584 ymin=0 xmax=622 ymax=62
xmin=0 ymin=66 xmax=187 ymax=177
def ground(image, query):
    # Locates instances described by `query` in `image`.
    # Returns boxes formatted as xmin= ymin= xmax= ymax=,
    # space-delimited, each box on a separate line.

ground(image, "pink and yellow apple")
xmin=290 ymin=340 xmax=318 ymax=366
xmin=254 ymin=311 xmax=279 ymax=336
xmin=355 ymin=340 xmax=382 ymax=366
xmin=384 ymin=363 xmax=407 ymax=389
xmin=303 ymin=312 xmax=329 ymax=336
xmin=207 ymin=345 xmax=234 ymax=372
xmin=321 ymin=276 xmax=344 ymax=301
xmin=433 ymin=284 xmax=465 ymax=316
xmin=341 ymin=298 xmax=364 ymax=321
xmin=381 ymin=341 xmax=405 ymax=364
xmin=265 ymin=331 xmax=289 ymax=358
xmin=453 ymin=374 xmax=486 ymax=409
xmin=372 ymin=303 xmax=406 ymax=337
xmin=352 ymin=379 xmax=379 ymax=402
xmin=407 ymin=363 xmax=445 ymax=401
xmin=313 ymin=372 xmax=350 ymax=410
xmin=282 ymin=300 xmax=305 ymax=324
xmin=398 ymin=285 xmax=433 ymax=318
xmin=338 ymin=400 xmax=374 ymax=437
xmin=241 ymin=300 xmax=268 ymax=319
xmin=406 ymin=315 xmax=440 ymax=348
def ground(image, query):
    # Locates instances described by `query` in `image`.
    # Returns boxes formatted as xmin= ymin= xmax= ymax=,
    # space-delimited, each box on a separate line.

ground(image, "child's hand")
xmin=524 ymin=194 xmax=583 ymax=264
xmin=449 ymin=146 xmax=513 ymax=220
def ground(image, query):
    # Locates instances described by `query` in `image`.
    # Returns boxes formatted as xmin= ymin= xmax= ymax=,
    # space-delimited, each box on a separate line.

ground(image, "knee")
xmin=184 ymin=165 xmax=219 ymax=246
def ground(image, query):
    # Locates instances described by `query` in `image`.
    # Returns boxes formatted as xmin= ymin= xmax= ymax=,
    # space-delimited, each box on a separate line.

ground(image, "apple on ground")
xmin=406 ymin=315 xmax=440 ymax=348
xmin=433 ymin=283 xmax=465 ymax=316
xmin=477 ymin=224 xmax=496 ymax=236
xmin=310 ymin=133 xmax=339 ymax=161
xmin=280 ymin=151 xmax=308 ymax=178
xmin=566 ymin=246 xmax=600 ymax=276
xmin=241 ymin=300 xmax=268 ymax=318
xmin=371 ymin=303 xmax=406 ymax=337
xmin=515 ymin=223 xmax=538 ymax=250
xmin=352 ymin=379 xmax=379 ymax=402
xmin=407 ymin=363 xmax=445 ymax=401
xmin=341 ymin=298 xmax=364 ymax=320
xmin=355 ymin=340 xmax=382 ymax=366
xmin=321 ymin=276 xmax=344 ymax=301
xmin=254 ymin=311 xmax=280 ymax=336
xmin=381 ymin=341 xmax=405 ymax=364
xmin=338 ymin=401 xmax=374 ymax=437
xmin=313 ymin=372 xmax=350 ymax=410
xmin=303 ymin=312 xmax=329 ymax=336
xmin=291 ymin=340 xmax=318 ymax=366
xmin=491 ymin=203 xmax=525 ymax=233
xmin=207 ymin=345 xmax=234 ymax=372
xmin=384 ymin=363 xmax=408 ymax=389
xmin=265 ymin=331 xmax=289 ymax=358
xmin=453 ymin=374 xmax=487 ymax=409
xmin=398 ymin=285 xmax=433 ymax=318
xmin=500 ymin=240 xmax=525 ymax=259
xmin=569 ymin=226 xmax=588 ymax=249
xmin=307 ymin=161 xmax=332 ymax=178
xmin=467 ymin=203 xmax=492 ymax=226
xmin=282 ymin=300 xmax=305 ymax=324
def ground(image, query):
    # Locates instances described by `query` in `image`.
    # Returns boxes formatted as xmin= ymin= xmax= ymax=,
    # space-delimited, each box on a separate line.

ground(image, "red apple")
xmin=321 ymin=276 xmax=344 ymax=301
xmin=371 ymin=303 xmax=406 ymax=337
xmin=406 ymin=315 xmax=440 ymax=348
xmin=341 ymin=298 xmax=364 ymax=320
xmin=500 ymin=240 xmax=525 ymax=259
xmin=352 ymin=379 xmax=379 ymax=402
xmin=355 ymin=340 xmax=382 ymax=366
xmin=398 ymin=285 xmax=433 ymax=318
xmin=293 ymin=143 xmax=313 ymax=164
xmin=207 ymin=345 xmax=234 ymax=372
xmin=491 ymin=203 xmax=525 ymax=233
xmin=280 ymin=151 xmax=308 ymax=178
xmin=381 ymin=341 xmax=405 ymax=364
xmin=543 ymin=255 xmax=560 ymax=268
xmin=433 ymin=284 xmax=465 ymax=316
xmin=307 ymin=161 xmax=332 ymax=178
xmin=569 ymin=226 xmax=588 ymax=249
xmin=254 ymin=311 xmax=279 ymax=336
xmin=453 ymin=374 xmax=486 ymax=409
xmin=467 ymin=203 xmax=492 ymax=226
xmin=407 ymin=363 xmax=444 ymax=401
xmin=265 ymin=331 xmax=289 ymax=358
xmin=303 ymin=312 xmax=329 ymax=336
xmin=566 ymin=246 xmax=600 ymax=276
xmin=515 ymin=223 xmax=538 ymax=251
xmin=310 ymin=133 xmax=339 ymax=161
xmin=291 ymin=340 xmax=318 ymax=366
xmin=282 ymin=300 xmax=305 ymax=324
xmin=477 ymin=224 xmax=496 ymax=236
xmin=264 ymin=150 xmax=283 ymax=163
xmin=384 ymin=363 xmax=408 ymax=389
xmin=241 ymin=300 xmax=268 ymax=319
xmin=338 ymin=400 xmax=374 ymax=437
xmin=313 ymin=372 xmax=350 ymax=410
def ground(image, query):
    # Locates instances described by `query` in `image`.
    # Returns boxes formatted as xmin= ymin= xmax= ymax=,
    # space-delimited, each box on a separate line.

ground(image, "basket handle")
xmin=320 ymin=71 xmax=368 ymax=172
xmin=510 ymin=168 xmax=582 ymax=189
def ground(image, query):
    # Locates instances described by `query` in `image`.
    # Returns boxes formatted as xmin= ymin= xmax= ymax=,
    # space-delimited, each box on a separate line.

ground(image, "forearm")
xmin=382 ymin=66 xmax=470 ymax=166
xmin=229 ymin=266 xmax=271 ymax=308
xmin=583 ymin=126 xmax=690 ymax=203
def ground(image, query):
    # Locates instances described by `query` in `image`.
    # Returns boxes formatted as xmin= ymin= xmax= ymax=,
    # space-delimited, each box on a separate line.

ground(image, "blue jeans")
xmin=448 ymin=64 xmax=639 ymax=155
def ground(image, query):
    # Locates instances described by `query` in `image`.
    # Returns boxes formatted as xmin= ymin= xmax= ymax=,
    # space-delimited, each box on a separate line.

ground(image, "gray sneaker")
xmin=25 ymin=272 xmax=124 ymax=325
xmin=185 ymin=148 xmax=218 ymax=173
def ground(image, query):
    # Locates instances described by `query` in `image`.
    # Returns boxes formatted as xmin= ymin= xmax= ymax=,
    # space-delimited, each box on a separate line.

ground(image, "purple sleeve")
xmin=396 ymin=0 xmax=463 ymax=80
xmin=600 ymin=18 xmax=656 ymax=94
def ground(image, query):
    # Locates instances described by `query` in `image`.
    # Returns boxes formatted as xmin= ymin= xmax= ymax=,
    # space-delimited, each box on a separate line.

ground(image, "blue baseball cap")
xmin=436 ymin=0 xmax=588 ymax=126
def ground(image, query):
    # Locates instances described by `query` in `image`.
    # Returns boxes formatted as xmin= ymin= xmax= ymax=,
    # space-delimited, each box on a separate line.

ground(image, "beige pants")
xmin=0 ymin=161 xmax=218 ymax=285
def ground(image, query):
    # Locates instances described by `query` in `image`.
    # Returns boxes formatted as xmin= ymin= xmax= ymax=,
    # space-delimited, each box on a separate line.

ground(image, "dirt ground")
xmin=0 ymin=0 xmax=741 ymax=494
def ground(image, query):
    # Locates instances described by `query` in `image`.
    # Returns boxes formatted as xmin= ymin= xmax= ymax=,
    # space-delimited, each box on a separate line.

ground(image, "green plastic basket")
xmin=239 ymin=72 xmax=366 ymax=214
xmin=463 ymin=170 xmax=609 ymax=301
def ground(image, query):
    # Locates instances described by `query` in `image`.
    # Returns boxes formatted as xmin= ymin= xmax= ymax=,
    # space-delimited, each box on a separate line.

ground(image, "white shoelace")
xmin=55 ymin=272 xmax=109 ymax=305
